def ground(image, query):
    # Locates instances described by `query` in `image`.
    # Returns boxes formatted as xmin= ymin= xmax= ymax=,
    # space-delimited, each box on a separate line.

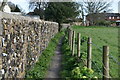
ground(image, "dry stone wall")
xmin=0 ymin=11 xmax=58 ymax=78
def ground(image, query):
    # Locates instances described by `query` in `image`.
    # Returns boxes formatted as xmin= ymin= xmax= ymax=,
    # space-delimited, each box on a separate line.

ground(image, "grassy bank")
xmin=25 ymin=31 xmax=64 ymax=79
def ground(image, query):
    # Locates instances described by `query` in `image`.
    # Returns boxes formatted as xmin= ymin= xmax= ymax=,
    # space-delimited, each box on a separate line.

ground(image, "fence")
xmin=67 ymin=28 xmax=119 ymax=79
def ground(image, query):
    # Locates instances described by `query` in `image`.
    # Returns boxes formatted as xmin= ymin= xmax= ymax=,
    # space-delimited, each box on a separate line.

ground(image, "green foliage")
xmin=45 ymin=2 xmax=80 ymax=23
xmin=71 ymin=66 xmax=95 ymax=78
xmin=25 ymin=31 xmax=64 ymax=79
xmin=13 ymin=5 xmax=21 ymax=12
xmin=81 ymin=36 xmax=88 ymax=45
xmin=81 ymin=52 xmax=87 ymax=60
xmin=95 ymin=20 xmax=111 ymax=26
xmin=75 ymin=36 xmax=87 ymax=45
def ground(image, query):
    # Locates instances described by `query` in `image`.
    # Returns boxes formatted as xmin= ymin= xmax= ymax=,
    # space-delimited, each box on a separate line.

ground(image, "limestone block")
xmin=7 ymin=34 xmax=10 ymax=40
xmin=0 ymin=69 xmax=5 ymax=75
xmin=3 ymin=24 xmax=7 ymax=30
xmin=10 ymin=27 xmax=14 ymax=34
xmin=4 ymin=30 xmax=8 ymax=35
xmin=0 ymin=36 xmax=2 ymax=47
xmin=13 ymin=37 xmax=17 ymax=44
xmin=2 ymin=37 xmax=7 ymax=47
xmin=0 ymin=65 xmax=2 ymax=70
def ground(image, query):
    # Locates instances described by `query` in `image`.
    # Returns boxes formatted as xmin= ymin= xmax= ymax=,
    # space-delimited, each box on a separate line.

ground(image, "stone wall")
xmin=0 ymin=11 xmax=58 ymax=78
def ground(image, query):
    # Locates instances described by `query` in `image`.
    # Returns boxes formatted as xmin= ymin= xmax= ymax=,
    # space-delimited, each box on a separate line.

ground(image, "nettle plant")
xmin=71 ymin=66 xmax=97 ymax=78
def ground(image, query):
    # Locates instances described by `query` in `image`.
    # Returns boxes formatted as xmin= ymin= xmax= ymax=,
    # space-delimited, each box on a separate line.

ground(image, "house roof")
xmin=105 ymin=13 xmax=120 ymax=17
xmin=86 ymin=13 xmax=120 ymax=17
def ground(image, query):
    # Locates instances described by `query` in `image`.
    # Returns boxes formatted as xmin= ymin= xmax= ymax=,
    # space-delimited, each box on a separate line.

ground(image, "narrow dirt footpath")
xmin=45 ymin=38 xmax=63 ymax=78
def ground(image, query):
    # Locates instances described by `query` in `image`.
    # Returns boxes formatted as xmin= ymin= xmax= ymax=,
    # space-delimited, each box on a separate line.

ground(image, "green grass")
xmin=25 ymin=31 xmax=64 ymax=79
xmin=71 ymin=26 xmax=119 ymax=78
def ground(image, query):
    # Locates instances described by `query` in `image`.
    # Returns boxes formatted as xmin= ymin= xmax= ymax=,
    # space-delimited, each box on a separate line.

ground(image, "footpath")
xmin=45 ymin=38 xmax=63 ymax=78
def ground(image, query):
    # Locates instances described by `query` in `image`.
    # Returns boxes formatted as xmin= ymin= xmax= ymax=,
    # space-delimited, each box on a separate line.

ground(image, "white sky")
xmin=0 ymin=0 xmax=119 ymax=13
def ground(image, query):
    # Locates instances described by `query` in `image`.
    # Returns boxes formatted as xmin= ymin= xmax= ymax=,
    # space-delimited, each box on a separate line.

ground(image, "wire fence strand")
xmin=92 ymin=42 xmax=120 ymax=66
xmin=92 ymin=61 xmax=112 ymax=78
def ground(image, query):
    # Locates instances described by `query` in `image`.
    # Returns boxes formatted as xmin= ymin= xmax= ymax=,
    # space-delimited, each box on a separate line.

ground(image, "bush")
xmin=95 ymin=20 xmax=111 ymax=26
xmin=71 ymin=66 xmax=94 ymax=78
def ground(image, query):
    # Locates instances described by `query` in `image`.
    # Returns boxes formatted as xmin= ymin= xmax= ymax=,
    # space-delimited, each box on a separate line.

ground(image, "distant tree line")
xmin=28 ymin=1 xmax=80 ymax=31
xmin=28 ymin=0 xmax=112 ymax=27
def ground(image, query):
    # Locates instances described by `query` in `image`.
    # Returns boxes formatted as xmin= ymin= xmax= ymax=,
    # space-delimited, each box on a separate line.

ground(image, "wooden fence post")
xmin=70 ymin=30 xmax=73 ymax=50
xmin=72 ymin=31 xmax=75 ymax=56
xmin=87 ymin=37 xmax=92 ymax=69
xmin=103 ymin=46 xmax=109 ymax=79
xmin=77 ymin=33 xmax=81 ymax=57
xmin=68 ymin=29 xmax=71 ymax=45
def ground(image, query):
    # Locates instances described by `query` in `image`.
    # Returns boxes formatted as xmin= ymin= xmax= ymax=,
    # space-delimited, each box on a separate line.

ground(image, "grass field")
xmin=71 ymin=26 xmax=119 ymax=78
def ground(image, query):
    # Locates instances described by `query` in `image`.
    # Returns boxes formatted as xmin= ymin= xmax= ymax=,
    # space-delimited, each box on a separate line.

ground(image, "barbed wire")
xmin=96 ymin=57 xmax=112 ymax=78
xmin=92 ymin=61 xmax=107 ymax=78
xmin=92 ymin=43 xmax=103 ymax=52
xmin=109 ymin=55 xmax=120 ymax=65
xmin=91 ymin=42 xmax=120 ymax=66
xmin=92 ymin=61 xmax=102 ymax=73
xmin=92 ymin=60 xmax=112 ymax=78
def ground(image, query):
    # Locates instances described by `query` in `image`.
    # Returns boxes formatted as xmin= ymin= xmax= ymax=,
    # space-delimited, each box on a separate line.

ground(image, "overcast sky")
xmin=0 ymin=0 xmax=119 ymax=13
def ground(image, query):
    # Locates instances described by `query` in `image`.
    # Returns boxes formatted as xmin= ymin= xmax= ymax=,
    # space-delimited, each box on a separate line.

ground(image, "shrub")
xmin=95 ymin=20 xmax=111 ymax=26
xmin=71 ymin=66 xmax=95 ymax=78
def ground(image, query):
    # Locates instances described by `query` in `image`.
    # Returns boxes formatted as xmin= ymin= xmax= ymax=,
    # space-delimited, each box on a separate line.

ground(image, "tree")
xmin=82 ymin=0 xmax=112 ymax=25
xmin=45 ymin=2 xmax=80 ymax=31
xmin=84 ymin=0 xmax=112 ymax=14
xmin=29 ymin=0 xmax=48 ymax=19
xmin=14 ymin=5 xmax=21 ymax=12
xmin=78 ymin=3 xmax=85 ymax=25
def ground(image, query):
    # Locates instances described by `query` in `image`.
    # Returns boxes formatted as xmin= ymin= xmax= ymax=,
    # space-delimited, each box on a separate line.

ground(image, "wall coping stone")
xmin=0 ymin=11 xmax=58 ymax=25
